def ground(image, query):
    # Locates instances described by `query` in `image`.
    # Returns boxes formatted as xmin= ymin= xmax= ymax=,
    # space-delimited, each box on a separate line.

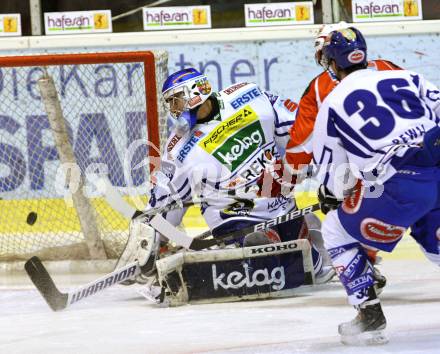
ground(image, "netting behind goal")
xmin=0 ymin=51 xmax=168 ymax=262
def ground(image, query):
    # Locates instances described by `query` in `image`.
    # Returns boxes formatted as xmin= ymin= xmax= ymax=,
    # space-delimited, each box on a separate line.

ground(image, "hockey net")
xmin=0 ymin=51 xmax=168 ymax=264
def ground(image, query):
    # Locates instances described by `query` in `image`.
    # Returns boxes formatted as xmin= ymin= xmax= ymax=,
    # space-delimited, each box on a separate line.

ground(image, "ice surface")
xmin=1 ymin=237 xmax=439 ymax=354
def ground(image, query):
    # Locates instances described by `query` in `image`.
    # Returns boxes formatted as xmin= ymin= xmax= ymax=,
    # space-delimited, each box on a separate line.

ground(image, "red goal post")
xmin=0 ymin=50 xmax=168 ymax=264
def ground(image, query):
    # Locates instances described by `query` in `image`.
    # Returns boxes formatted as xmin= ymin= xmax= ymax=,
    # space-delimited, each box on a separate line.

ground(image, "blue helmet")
xmin=321 ymin=27 xmax=367 ymax=70
xmin=162 ymin=68 xmax=212 ymax=119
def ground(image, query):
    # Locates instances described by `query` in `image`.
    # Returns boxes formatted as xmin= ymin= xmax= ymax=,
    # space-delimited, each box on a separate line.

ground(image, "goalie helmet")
xmin=314 ymin=21 xmax=348 ymax=67
xmin=162 ymin=68 xmax=212 ymax=119
xmin=321 ymin=27 xmax=367 ymax=70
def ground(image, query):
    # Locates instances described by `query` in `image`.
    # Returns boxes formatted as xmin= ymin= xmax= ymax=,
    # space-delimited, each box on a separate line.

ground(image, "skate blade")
xmin=341 ymin=330 xmax=388 ymax=346
xmin=137 ymin=287 xmax=170 ymax=308
xmin=315 ymin=267 xmax=336 ymax=285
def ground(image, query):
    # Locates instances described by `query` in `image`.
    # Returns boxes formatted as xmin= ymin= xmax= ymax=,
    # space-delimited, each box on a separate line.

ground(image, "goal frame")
xmin=0 ymin=51 xmax=162 ymax=169
xmin=0 ymin=50 xmax=167 ymax=267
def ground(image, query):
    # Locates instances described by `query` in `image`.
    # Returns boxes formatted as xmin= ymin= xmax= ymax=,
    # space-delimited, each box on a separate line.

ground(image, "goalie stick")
xmin=99 ymin=177 xmax=320 ymax=250
xmin=96 ymin=177 xmax=195 ymax=220
xmin=25 ymin=202 xmax=319 ymax=311
xmin=189 ymin=203 xmax=320 ymax=250
xmin=25 ymin=256 xmax=140 ymax=311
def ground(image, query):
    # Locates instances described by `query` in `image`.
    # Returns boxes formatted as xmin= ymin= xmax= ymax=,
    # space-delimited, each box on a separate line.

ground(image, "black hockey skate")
xmin=373 ymin=267 xmax=387 ymax=295
xmin=339 ymin=288 xmax=388 ymax=346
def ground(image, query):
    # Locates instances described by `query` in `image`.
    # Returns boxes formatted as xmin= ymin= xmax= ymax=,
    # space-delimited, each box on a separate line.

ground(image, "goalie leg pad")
xmin=115 ymin=219 xmax=160 ymax=285
xmin=155 ymin=239 xmax=314 ymax=306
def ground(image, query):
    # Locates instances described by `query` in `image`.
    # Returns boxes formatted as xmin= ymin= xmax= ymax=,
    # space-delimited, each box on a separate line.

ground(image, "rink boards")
xmin=0 ymin=192 xmax=424 ymax=260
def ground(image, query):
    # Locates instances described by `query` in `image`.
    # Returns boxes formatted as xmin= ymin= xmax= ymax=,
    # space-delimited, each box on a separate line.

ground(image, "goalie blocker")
xmin=154 ymin=239 xmax=314 ymax=306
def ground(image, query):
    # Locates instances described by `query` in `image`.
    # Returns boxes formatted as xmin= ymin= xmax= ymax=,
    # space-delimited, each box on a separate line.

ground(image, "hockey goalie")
xmin=116 ymin=68 xmax=336 ymax=306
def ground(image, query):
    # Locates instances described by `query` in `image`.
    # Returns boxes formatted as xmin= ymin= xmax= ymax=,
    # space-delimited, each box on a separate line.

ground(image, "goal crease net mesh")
xmin=0 ymin=50 xmax=168 ymax=262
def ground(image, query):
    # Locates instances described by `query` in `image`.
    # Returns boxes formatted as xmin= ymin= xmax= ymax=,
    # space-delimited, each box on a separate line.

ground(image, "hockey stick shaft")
xmin=98 ymin=177 xmax=319 ymax=250
xmin=25 ymin=256 xmax=140 ymax=311
xmin=97 ymin=177 xmax=194 ymax=219
xmin=98 ymin=177 xmax=255 ymax=220
xmin=189 ymin=203 xmax=320 ymax=250
xmin=25 ymin=204 xmax=319 ymax=311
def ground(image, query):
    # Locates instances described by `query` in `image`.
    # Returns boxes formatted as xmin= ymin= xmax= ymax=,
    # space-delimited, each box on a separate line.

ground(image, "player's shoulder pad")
xmin=220 ymin=82 xmax=254 ymax=96
xmin=219 ymin=82 xmax=264 ymax=110
xmin=368 ymin=59 xmax=402 ymax=71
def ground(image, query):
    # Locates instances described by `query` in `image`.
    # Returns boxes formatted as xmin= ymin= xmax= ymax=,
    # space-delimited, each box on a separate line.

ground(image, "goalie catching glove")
xmin=115 ymin=217 xmax=161 ymax=285
xmin=256 ymin=159 xmax=297 ymax=198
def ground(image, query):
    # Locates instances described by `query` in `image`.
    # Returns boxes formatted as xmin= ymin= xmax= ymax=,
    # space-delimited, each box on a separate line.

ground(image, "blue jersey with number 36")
xmin=313 ymin=69 xmax=440 ymax=196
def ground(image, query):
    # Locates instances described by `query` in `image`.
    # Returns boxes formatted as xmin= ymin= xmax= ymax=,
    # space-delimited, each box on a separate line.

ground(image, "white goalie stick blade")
xmin=98 ymin=177 xmax=195 ymax=247
xmin=97 ymin=177 xmax=196 ymax=219
xmin=149 ymin=214 xmax=193 ymax=249
xmin=25 ymin=256 xmax=140 ymax=311
xmin=96 ymin=178 xmax=137 ymax=219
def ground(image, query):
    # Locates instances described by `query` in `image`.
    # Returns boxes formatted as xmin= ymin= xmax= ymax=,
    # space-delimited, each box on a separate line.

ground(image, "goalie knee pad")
xmin=243 ymin=229 xmax=281 ymax=247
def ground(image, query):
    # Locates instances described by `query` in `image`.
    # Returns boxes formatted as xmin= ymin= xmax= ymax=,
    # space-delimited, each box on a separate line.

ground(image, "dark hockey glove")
xmin=318 ymin=184 xmax=342 ymax=215
xmin=256 ymin=159 xmax=297 ymax=198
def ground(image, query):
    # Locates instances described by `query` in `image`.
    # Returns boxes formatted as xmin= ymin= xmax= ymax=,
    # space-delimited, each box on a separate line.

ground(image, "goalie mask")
xmin=162 ymin=68 xmax=212 ymax=120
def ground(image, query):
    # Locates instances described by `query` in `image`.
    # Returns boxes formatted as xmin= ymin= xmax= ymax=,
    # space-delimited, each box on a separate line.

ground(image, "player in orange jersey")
xmin=284 ymin=22 xmax=401 ymax=178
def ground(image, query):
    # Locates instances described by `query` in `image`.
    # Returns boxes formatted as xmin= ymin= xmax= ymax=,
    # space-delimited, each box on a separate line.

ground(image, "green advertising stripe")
xmin=147 ymin=22 xmax=192 ymax=26
xmin=212 ymin=121 xmax=266 ymax=171
xmin=48 ymin=26 xmax=94 ymax=31
xmin=249 ymin=18 xmax=295 ymax=23
xmin=164 ymin=22 xmax=192 ymax=25
xmin=356 ymin=14 xmax=401 ymax=18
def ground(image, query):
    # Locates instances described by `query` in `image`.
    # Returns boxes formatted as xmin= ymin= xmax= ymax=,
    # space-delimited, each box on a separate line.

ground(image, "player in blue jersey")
xmin=312 ymin=27 xmax=440 ymax=345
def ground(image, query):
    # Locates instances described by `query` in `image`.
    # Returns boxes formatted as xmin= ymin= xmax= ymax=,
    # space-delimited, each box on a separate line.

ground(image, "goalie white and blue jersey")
xmin=312 ymin=69 xmax=440 ymax=197
xmin=148 ymin=82 xmax=297 ymax=234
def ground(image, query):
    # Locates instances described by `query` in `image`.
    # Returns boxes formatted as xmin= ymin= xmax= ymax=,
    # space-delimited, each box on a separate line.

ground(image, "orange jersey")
xmin=285 ymin=59 xmax=401 ymax=172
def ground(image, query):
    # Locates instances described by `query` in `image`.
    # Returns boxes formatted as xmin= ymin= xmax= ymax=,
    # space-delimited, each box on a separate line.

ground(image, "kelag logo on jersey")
xmin=177 ymin=130 xmax=204 ymax=163
xmin=214 ymin=121 xmax=266 ymax=171
xmin=230 ymin=87 xmax=262 ymax=109
xmin=199 ymin=106 xmax=266 ymax=171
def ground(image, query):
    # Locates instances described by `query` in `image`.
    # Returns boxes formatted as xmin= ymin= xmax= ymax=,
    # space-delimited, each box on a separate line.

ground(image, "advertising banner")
xmin=1 ymin=32 xmax=439 ymax=199
xmin=0 ymin=63 xmax=148 ymax=199
xmin=245 ymin=2 xmax=314 ymax=27
xmin=0 ymin=14 xmax=21 ymax=37
xmin=44 ymin=10 xmax=112 ymax=35
xmin=143 ymin=6 xmax=211 ymax=31
xmin=352 ymin=0 xmax=423 ymax=22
